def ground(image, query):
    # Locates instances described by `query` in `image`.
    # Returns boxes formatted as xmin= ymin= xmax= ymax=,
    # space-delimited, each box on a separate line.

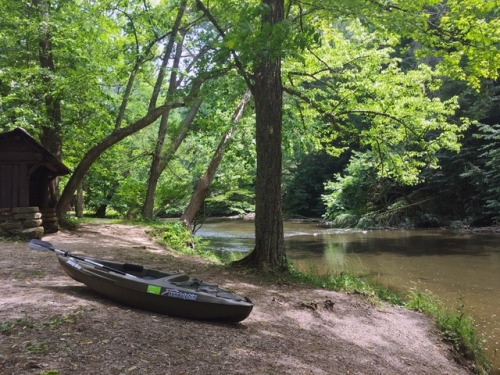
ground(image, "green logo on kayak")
xmin=147 ymin=285 xmax=161 ymax=295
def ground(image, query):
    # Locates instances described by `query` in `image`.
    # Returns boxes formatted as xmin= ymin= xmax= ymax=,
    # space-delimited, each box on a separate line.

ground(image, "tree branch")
xmin=195 ymin=0 xmax=254 ymax=90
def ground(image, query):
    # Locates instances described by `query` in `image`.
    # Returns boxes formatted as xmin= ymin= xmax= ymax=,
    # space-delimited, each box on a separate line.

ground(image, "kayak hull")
xmin=57 ymin=255 xmax=253 ymax=322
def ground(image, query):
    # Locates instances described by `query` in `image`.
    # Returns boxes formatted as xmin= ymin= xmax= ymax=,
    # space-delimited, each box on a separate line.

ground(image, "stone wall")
xmin=0 ymin=207 xmax=44 ymax=239
xmin=39 ymin=207 xmax=59 ymax=234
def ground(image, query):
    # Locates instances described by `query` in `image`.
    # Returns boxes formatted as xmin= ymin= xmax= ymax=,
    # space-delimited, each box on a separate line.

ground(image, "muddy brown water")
xmin=197 ymin=219 xmax=500 ymax=372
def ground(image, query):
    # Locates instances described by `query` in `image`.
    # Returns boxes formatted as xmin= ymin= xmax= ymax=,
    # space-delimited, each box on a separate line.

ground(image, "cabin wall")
xmin=0 ymin=163 xmax=30 ymax=208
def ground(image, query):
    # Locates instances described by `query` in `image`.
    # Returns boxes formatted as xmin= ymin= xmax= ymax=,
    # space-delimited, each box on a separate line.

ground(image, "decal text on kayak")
xmin=162 ymin=289 xmax=197 ymax=300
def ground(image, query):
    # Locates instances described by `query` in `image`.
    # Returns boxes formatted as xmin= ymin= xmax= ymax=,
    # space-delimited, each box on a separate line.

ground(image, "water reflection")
xmin=196 ymin=219 xmax=500 ymax=372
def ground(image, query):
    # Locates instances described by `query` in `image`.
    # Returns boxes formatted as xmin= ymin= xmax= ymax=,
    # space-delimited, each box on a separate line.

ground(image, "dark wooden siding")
xmin=0 ymin=163 xmax=30 ymax=208
xmin=0 ymin=164 xmax=13 ymax=208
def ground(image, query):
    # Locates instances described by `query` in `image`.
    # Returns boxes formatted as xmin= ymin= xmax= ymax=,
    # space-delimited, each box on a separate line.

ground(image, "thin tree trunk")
xmin=148 ymin=0 xmax=186 ymax=110
xmin=35 ymin=0 xmax=63 ymax=209
xmin=159 ymin=98 xmax=203 ymax=172
xmin=181 ymin=89 xmax=251 ymax=229
xmin=234 ymin=0 xmax=287 ymax=271
xmin=143 ymin=30 xmax=186 ymax=219
xmin=143 ymin=98 xmax=202 ymax=217
xmin=75 ymin=181 xmax=84 ymax=218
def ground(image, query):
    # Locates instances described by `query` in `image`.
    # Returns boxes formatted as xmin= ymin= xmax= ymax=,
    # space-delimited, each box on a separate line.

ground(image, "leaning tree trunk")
xmin=55 ymin=98 xmax=194 ymax=218
xmin=181 ymin=89 xmax=251 ymax=230
xmin=234 ymin=0 xmax=287 ymax=271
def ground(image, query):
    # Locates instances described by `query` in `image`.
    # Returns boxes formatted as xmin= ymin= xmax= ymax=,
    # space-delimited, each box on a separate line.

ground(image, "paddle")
xmin=28 ymin=239 xmax=138 ymax=278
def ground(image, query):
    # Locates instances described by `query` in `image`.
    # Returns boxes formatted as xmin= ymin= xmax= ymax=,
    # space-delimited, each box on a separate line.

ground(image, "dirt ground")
xmin=0 ymin=223 xmax=473 ymax=375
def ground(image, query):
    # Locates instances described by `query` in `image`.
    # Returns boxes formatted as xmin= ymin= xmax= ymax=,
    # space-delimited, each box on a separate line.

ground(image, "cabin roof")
xmin=0 ymin=127 xmax=71 ymax=175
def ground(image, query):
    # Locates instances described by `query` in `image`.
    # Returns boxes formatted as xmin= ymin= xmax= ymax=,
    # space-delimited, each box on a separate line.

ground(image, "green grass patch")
xmin=42 ymin=314 xmax=78 ymax=329
xmin=0 ymin=315 xmax=34 ymax=335
xmin=406 ymin=289 xmax=491 ymax=373
xmin=147 ymin=221 xmax=243 ymax=264
xmin=286 ymin=264 xmax=404 ymax=306
xmin=26 ymin=341 xmax=48 ymax=354
xmin=0 ymin=313 xmax=78 ymax=336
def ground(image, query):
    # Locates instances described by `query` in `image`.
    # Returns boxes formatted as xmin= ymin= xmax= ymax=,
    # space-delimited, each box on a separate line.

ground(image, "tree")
xmin=33 ymin=0 xmax=63 ymax=208
xmin=244 ymin=0 xmax=286 ymax=270
xmin=197 ymin=0 xmax=287 ymax=270
xmin=181 ymin=88 xmax=251 ymax=229
xmin=194 ymin=0 xmax=499 ymax=270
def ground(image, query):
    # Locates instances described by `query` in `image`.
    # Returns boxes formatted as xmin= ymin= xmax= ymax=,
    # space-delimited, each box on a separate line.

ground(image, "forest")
xmin=1 ymin=0 xmax=499 ymax=269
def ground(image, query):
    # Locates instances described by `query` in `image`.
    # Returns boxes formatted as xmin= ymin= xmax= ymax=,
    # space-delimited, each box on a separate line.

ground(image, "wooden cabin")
xmin=0 ymin=127 xmax=70 ymax=238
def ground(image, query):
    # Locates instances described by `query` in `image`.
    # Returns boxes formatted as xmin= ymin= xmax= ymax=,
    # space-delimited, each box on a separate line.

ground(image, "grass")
xmin=0 ymin=315 xmax=34 ymax=334
xmin=26 ymin=341 xmax=48 ymax=354
xmin=406 ymin=289 xmax=491 ymax=374
xmin=286 ymin=264 xmax=404 ymax=306
xmin=147 ymin=221 xmax=244 ymax=264
xmin=0 ymin=313 xmax=78 ymax=336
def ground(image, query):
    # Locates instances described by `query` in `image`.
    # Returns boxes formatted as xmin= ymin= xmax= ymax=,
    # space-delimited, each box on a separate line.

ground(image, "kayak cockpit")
xmin=89 ymin=259 xmax=191 ymax=283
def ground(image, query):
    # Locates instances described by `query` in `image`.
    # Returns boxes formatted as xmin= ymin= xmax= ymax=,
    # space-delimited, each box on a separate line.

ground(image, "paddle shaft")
xmin=28 ymin=239 xmax=138 ymax=278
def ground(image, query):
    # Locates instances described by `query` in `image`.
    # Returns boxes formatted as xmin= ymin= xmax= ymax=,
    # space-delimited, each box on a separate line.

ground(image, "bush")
xmin=331 ymin=214 xmax=359 ymax=228
xmin=356 ymin=216 xmax=377 ymax=229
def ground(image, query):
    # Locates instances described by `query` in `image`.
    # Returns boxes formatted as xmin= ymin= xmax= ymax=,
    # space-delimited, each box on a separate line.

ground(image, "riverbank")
xmin=1 ymin=223 xmax=474 ymax=374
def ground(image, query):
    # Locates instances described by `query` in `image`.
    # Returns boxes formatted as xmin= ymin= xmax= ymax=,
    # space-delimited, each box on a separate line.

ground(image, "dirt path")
xmin=0 ymin=223 xmax=472 ymax=374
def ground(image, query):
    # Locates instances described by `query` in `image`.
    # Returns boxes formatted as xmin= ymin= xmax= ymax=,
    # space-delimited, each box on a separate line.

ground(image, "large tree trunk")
xmin=181 ymin=89 xmax=251 ymax=230
xmin=35 ymin=0 xmax=62 ymax=209
xmin=234 ymin=0 xmax=287 ymax=271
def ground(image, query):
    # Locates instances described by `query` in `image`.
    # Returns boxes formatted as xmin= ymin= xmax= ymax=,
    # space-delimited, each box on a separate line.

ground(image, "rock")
xmin=12 ymin=226 xmax=44 ymax=239
xmin=1 ymin=221 xmax=22 ymax=231
xmin=23 ymin=219 xmax=43 ymax=228
xmin=11 ymin=206 xmax=39 ymax=214
xmin=43 ymin=222 xmax=60 ymax=234
xmin=13 ymin=212 xmax=42 ymax=220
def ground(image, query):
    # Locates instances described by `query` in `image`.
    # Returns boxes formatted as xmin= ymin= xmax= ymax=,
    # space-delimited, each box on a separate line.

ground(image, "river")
xmin=196 ymin=218 xmax=500 ymax=372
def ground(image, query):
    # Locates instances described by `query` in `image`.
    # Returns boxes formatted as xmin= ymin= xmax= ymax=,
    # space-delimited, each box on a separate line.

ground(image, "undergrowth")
xmin=147 ymin=221 xmax=242 ymax=264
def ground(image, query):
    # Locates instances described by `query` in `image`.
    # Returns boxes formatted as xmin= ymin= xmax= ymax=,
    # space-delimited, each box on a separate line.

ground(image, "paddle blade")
xmin=28 ymin=239 xmax=54 ymax=251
